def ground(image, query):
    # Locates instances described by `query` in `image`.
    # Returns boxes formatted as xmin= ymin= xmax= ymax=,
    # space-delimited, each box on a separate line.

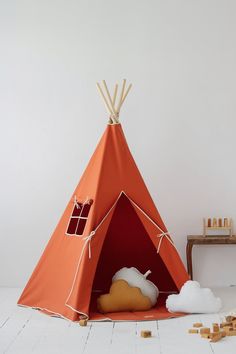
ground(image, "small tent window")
xmin=66 ymin=197 xmax=93 ymax=236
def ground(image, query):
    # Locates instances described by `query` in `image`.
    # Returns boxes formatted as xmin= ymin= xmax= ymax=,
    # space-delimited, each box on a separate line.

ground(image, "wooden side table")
xmin=186 ymin=235 xmax=236 ymax=279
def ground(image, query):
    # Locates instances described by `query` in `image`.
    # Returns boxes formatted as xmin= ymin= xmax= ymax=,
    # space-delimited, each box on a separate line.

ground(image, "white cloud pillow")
xmin=166 ymin=280 xmax=222 ymax=314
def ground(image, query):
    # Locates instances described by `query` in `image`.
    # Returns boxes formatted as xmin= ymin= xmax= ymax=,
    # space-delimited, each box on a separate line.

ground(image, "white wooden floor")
xmin=0 ymin=287 xmax=236 ymax=354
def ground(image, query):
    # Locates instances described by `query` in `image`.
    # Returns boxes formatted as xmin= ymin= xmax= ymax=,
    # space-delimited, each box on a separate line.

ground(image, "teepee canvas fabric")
xmin=18 ymin=81 xmax=189 ymax=321
xmin=18 ymin=124 xmax=189 ymax=321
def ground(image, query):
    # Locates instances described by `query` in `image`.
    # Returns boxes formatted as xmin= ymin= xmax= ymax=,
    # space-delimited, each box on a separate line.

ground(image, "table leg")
xmin=186 ymin=242 xmax=193 ymax=280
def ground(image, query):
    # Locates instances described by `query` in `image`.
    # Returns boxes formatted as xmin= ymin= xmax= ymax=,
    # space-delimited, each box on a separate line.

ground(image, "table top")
xmin=187 ymin=235 xmax=236 ymax=244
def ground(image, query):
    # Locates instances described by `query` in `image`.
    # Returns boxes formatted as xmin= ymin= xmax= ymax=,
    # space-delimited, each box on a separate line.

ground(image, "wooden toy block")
xmin=210 ymin=333 xmax=222 ymax=342
xmin=212 ymin=323 xmax=220 ymax=332
xmin=220 ymin=331 xmax=226 ymax=337
xmin=193 ymin=322 xmax=203 ymax=328
xmin=224 ymin=323 xmax=232 ymax=328
xmin=141 ymin=330 xmax=152 ymax=338
xmin=220 ymin=322 xmax=232 ymax=328
xmin=209 ymin=332 xmax=222 ymax=339
xmin=227 ymin=330 xmax=236 ymax=336
xmin=201 ymin=333 xmax=210 ymax=339
xmin=212 ymin=218 xmax=217 ymax=227
xmin=200 ymin=328 xmax=210 ymax=334
xmin=224 ymin=218 xmax=229 ymax=227
xmin=225 ymin=326 xmax=233 ymax=331
xmin=79 ymin=319 xmax=88 ymax=327
xmin=224 ymin=327 xmax=233 ymax=334
xmin=225 ymin=315 xmax=236 ymax=322
xmin=188 ymin=329 xmax=198 ymax=334
xmin=232 ymin=321 xmax=236 ymax=328
xmin=225 ymin=327 xmax=236 ymax=336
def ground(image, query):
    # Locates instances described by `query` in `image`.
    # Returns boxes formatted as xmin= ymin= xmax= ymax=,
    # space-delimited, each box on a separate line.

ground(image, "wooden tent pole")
xmin=121 ymin=83 xmax=132 ymax=106
xmin=96 ymin=79 xmax=132 ymax=124
xmin=116 ymin=79 xmax=126 ymax=114
xmin=102 ymin=80 xmax=118 ymax=122
xmin=96 ymin=83 xmax=115 ymax=123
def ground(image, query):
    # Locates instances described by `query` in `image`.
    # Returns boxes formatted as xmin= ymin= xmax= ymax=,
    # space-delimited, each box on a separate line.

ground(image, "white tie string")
xmin=83 ymin=231 xmax=95 ymax=259
xmin=83 ymin=196 xmax=90 ymax=205
xmin=74 ymin=195 xmax=80 ymax=209
xmin=156 ymin=231 xmax=175 ymax=254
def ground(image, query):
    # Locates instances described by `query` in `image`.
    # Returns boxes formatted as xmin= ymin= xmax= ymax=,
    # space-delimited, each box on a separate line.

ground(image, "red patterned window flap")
xmin=66 ymin=197 xmax=93 ymax=236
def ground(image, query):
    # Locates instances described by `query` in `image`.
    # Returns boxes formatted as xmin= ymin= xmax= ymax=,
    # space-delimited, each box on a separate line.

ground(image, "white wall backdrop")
xmin=1 ymin=0 xmax=236 ymax=288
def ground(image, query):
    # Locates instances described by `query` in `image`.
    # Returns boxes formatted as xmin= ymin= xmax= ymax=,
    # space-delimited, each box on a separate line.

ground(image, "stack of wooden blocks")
xmin=188 ymin=316 xmax=236 ymax=342
xmin=203 ymin=217 xmax=233 ymax=237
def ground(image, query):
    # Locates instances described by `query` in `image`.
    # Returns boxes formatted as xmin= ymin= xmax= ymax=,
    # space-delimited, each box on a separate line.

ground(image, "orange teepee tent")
xmin=18 ymin=80 xmax=189 ymax=321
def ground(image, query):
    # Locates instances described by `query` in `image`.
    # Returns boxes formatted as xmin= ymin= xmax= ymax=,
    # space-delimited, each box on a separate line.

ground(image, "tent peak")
xmin=96 ymin=79 xmax=132 ymax=124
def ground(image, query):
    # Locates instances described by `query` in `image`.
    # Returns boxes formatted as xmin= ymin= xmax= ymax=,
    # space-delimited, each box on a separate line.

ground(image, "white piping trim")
xmin=65 ymin=303 xmax=89 ymax=319
xmin=18 ymin=303 xmax=90 ymax=321
xmin=18 ymin=303 xmax=74 ymax=322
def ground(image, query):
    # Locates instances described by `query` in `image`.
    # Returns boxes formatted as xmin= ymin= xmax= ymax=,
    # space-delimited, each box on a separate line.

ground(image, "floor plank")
xmin=6 ymin=311 xmax=91 ymax=354
xmin=110 ymin=321 xmax=137 ymax=354
xmin=83 ymin=322 xmax=113 ymax=354
xmin=0 ymin=289 xmax=21 ymax=329
xmin=0 ymin=306 xmax=32 ymax=353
